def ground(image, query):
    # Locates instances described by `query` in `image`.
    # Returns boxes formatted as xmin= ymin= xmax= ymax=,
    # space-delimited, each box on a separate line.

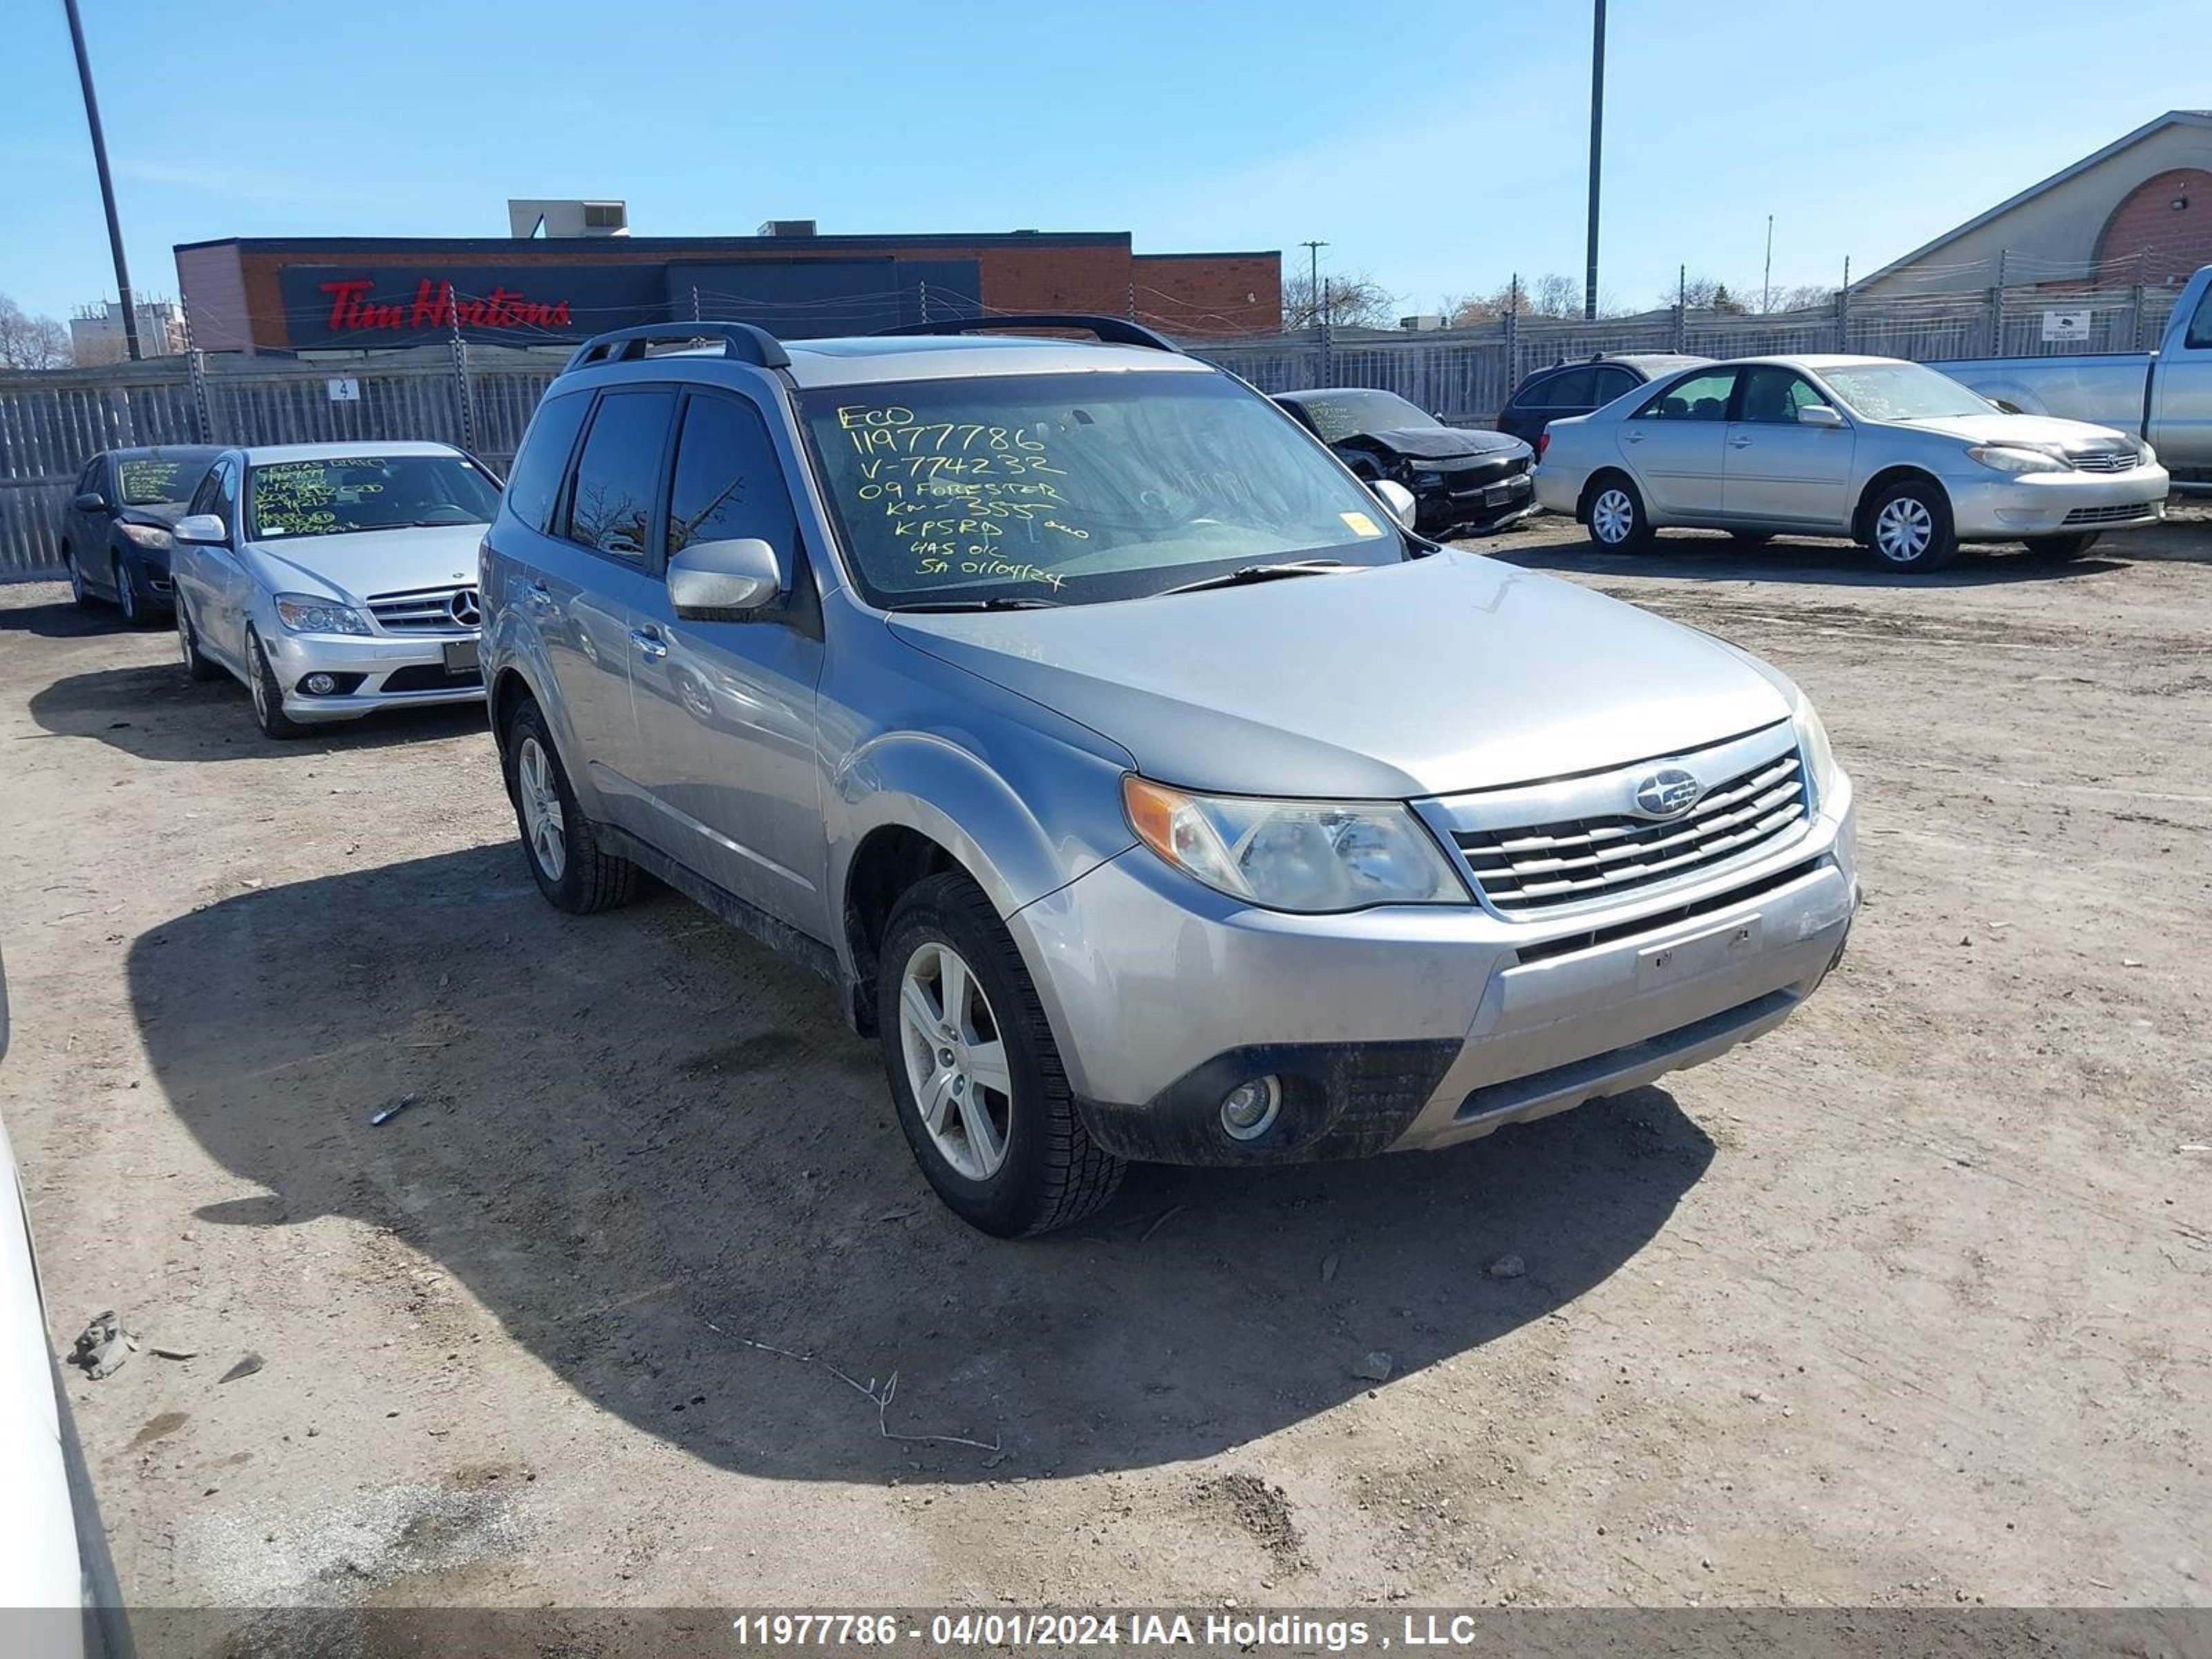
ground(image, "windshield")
xmin=115 ymin=453 xmax=214 ymax=507
xmin=245 ymin=453 xmax=500 ymax=540
xmin=800 ymin=371 xmax=1409 ymax=608
xmin=1819 ymin=363 xmax=1996 ymax=422
xmin=1289 ymin=388 xmax=1438 ymax=442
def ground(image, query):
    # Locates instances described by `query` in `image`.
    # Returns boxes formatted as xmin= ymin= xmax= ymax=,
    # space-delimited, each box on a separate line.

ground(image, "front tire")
xmin=503 ymin=700 xmax=639 ymax=914
xmin=1584 ymin=474 xmax=1656 ymax=552
xmin=1862 ymin=478 xmax=1959 ymax=572
xmin=2024 ymin=532 xmax=2100 ymax=559
xmin=177 ymin=599 xmax=222 ymax=682
xmin=877 ymin=872 xmax=1123 ymax=1237
xmin=245 ymin=628 xmax=310 ymax=740
xmin=111 ymin=555 xmax=142 ymax=626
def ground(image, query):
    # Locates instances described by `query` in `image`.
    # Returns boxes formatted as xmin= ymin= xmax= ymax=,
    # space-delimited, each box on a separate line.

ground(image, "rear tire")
xmin=503 ymin=700 xmax=639 ymax=914
xmin=245 ymin=628 xmax=310 ymax=740
xmin=177 ymin=599 xmax=223 ymax=682
xmin=1862 ymin=478 xmax=1959 ymax=572
xmin=1584 ymin=474 xmax=1656 ymax=552
xmin=877 ymin=872 xmax=1123 ymax=1237
xmin=2024 ymin=532 xmax=2100 ymax=559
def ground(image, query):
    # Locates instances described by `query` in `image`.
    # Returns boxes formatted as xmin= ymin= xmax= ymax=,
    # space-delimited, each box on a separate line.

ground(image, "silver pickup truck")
xmin=1936 ymin=263 xmax=2212 ymax=480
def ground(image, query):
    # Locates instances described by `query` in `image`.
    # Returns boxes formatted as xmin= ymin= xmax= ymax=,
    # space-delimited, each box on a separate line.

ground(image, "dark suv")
xmin=1497 ymin=356 xmax=1707 ymax=451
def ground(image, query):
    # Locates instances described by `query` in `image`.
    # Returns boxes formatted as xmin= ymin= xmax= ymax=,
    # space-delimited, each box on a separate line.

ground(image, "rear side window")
xmin=1537 ymin=367 xmax=1597 ymax=407
xmin=562 ymin=389 xmax=676 ymax=562
xmin=1635 ymin=370 xmax=1737 ymax=421
xmin=1593 ymin=366 xmax=1639 ymax=404
xmin=2186 ymin=283 xmax=2212 ymax=350
xmin=504 ymin=393 xmax=590 ymax=534
xmin=666 ymin=393 xmax=796 ymax=559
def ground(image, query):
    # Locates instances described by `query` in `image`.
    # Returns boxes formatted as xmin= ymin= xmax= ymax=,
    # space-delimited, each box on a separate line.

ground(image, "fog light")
xmin=303 ymin=673 xmax=337 ymax=695
xmin=1219 ymin=1076 xmax=1282 ymax=1141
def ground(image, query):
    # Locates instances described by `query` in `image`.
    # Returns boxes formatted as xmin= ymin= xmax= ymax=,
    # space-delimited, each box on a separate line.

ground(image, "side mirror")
xmin=173 ymin=513 xmax=227 ymax=545
xmin=73 ymin=491 xmax=110 ymax=514
xmin=1371 ymin=478 xmax=1418 ymax=532
xmin=1797 ymin=405 xmax=1846 ymax=429
xmin=668 ymin=537 xmax=783 ymax=620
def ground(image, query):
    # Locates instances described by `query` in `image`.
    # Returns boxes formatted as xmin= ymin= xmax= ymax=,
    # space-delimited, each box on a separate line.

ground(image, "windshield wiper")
xmin=888 ymin=596 xmax=1062 ymax=613
xmin=1156 ymin=559 xmax=1356 ymax=597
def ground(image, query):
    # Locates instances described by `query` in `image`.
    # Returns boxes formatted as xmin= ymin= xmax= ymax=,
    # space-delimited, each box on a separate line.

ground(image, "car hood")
xmin=887 ymin=552 xmax=1793 ymax=799
xmin=1348 ymin=425 xmax=1527 ymax=460
xmin=239 ymin=524 xmax=485 ymax=604
xmin=1894 ymin=412 xmax=2133 ymax=450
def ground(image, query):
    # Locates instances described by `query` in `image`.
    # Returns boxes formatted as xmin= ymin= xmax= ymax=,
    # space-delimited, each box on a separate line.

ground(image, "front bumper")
xmin=260 ymin=628 xmax=485 ymax=723
xmin=1949 ymin=463 xmax=2169 ymax=538
xmin=1016 ymin=776 xmax=1857 ymax=1165
xmin=1413 ymin=464 xmax=1537 ymax=533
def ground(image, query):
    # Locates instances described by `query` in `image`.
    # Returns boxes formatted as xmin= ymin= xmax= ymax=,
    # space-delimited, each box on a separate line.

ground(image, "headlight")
xmin=117 ymin=522 xmax=173 ymax=552
xmin=2138 ymin=440 xmax=2158 ymax=469
xmin=1123 ymin=776 xmax=1467 ymax=912
xmin=1966 ymin=444 xmax=2070 ymax=475
xmin=272 ymin=594 xmax=371 ymax=635
xmin=1793 ymin=697 xmax=1839 ymax=813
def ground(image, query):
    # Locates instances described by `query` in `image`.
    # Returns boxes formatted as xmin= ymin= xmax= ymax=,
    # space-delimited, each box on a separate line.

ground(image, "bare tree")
xmin=1664 ymin=274 xmax=1752 ymax=315
xmin=1281 ymin=270 xmax=1398 ymax=331
xmin=1447 ymin=272 xmax=1621 ymax=326
xmin=1759 ymin=282 xmax=1839 ymax=315
xmin=0 ymin=294 xmax=75 ymax=369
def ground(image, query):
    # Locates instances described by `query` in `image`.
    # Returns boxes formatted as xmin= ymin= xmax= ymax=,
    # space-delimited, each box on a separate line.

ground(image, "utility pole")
xmin=1762 ymin=214 xmax=1774 ymax=315
xmin=1584 ymin=0 xmax=1606 ymax=321
xmin=1300 ymin=240 xmax=1329 ymax=331
xmin=61 ymin=0 xmax=142 ymax=362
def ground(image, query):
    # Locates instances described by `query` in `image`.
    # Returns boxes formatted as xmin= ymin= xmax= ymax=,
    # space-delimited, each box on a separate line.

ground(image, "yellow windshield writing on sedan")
xmin=832 ymin=404 xmax=1087 ymax=585
xmin=250 ymin=459 xmax=388 ymax=536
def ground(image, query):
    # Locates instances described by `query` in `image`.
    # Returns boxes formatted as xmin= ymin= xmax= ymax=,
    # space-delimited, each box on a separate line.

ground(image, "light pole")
xmin=1300 ymin=239 xmax=1329 ymax=331
xmin=1584 ymin=0 xmax=1606 ymax=321
xmin=62 ymin=0 xmax=142 ymax=362
xmin=1763 ymin=214 xmax=1774 ymax=315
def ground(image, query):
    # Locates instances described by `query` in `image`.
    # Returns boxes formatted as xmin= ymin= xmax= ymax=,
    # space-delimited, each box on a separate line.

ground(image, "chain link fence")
xmin=1 ymin=281 xmax=2184 ymax=578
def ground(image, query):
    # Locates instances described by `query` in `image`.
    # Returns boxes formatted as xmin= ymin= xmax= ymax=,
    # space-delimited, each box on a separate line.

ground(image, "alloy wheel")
xmin=176 ymin=605 xmax=193 ymax=668
xmin=1873 ymin=497 xmax=1934 ymax=563
xmin=1591 ymin=488 xmax=1635 ymax=545
xmin=68 ymin=556 xmax=86 ymax=604
xmin=897 ymin=940 xmax=1013 ymax=1181
xmin=516 ymin=735 xmax=568 ymax=881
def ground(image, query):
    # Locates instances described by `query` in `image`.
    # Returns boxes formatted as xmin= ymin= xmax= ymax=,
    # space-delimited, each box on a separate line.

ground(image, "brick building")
xmin=174 ymin=227 xmax=1282 ymax=354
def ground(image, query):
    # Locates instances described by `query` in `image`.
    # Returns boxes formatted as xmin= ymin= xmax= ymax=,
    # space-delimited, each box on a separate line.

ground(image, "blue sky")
xmin=5 ymin=0 xmax=2207 ymax=326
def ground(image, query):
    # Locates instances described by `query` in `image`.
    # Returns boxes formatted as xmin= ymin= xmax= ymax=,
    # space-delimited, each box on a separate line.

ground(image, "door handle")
xmin=1623 ymin=430 xmax=1645 ymax=444
xmin=630 ymin=626 xmax=668 ymax=662
xmin=1727 ymin=435 xmax=1754 ymax=449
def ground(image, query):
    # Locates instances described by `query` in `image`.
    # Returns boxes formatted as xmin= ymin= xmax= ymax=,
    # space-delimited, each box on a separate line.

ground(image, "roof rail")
xmin=871 ymin=312 xmax=1183 ymax=355
xmin=563 ymin=321 xmax=791 ymax=374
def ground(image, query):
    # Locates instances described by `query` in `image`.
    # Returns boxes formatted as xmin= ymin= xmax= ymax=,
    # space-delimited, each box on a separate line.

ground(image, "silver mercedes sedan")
xmin=167 ymin=442 xmax=500 ymax=738
xmin=1533 ymin=355 xmax=2169 ymax=572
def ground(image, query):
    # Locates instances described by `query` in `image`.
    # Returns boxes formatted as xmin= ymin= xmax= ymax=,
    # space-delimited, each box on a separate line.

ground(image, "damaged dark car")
xmin=1274 ymin=388 xmax=1535 ymax=536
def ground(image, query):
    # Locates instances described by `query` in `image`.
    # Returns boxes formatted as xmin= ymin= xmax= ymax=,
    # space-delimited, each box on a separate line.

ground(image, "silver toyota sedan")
xmin=1533 ymin=355 xmax=2170 ymax=572
xmin=167 ymin=442 xmax=501 ymax=738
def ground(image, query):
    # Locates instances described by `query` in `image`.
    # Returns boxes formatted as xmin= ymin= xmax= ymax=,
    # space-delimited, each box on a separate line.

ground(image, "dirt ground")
xmin=1 ymin=507 xmax=2206 ymax=1630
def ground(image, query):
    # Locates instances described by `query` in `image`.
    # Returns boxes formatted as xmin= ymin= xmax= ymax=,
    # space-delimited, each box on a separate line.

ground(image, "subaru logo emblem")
xmin=449 ymin=589 xmax=482 ymax=628
xmin=1633 ymin=766 xmax=1703 ymax=818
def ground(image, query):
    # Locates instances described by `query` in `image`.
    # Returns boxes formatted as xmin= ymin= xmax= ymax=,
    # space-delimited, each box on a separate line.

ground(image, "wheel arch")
xmin=827 ymin=733 xmax=1130 ymax=1051
xmin=1853 ymin=465 xmax=1949 ymax=543
xmin=1577 ymin=466 xmax=1636 ymax=525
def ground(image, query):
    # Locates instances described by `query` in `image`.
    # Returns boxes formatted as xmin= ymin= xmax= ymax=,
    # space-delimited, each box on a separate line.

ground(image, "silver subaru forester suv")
xmin=481 ymin=316 xmax=1858 ymax=1236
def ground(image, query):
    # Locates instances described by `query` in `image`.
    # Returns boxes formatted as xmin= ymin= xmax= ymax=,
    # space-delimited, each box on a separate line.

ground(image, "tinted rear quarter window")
xmin=563 ymin=390 xmax=676 ymax=561
xmin=504 ymin=393 xmax=591 ymax=534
